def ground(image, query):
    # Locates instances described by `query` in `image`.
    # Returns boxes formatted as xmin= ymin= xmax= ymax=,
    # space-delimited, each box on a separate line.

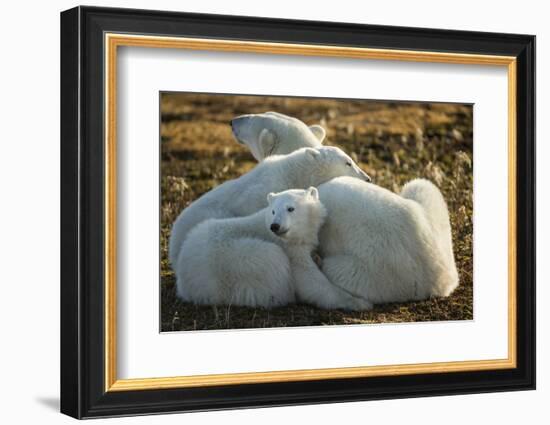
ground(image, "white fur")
xmin=233 ymin=113 xmax=460 ymax=306
xmin=169 ymin=146 xmax=371 ymax=267
xmin=317 ymin=177 xmax=460 ymax=305
xmin=231 ymin=111 xmax=325 ymax=161
xmin=175 ymin=188 xmax=370 ymax=310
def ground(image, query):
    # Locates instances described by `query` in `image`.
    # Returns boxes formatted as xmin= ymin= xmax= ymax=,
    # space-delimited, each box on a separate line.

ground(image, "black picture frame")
xmin=61 ymin=5 xmax=535 ymax=419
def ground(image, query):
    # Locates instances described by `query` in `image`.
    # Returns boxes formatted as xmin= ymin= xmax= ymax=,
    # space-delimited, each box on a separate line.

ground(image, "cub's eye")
xmin=287 ymin=207 xmax=295 ymax=212
xmin=346 ymin=161 xmax=352 ymax=167
xmin=272 ymin=210 xmax=275 ymax=215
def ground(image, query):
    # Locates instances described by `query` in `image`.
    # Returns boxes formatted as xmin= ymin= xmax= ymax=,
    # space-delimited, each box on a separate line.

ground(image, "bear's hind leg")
xmin=287 ymin=250 xmax=372 ymax=311
xmin=401 ymin=178 xmax=459 ymax=297
xmin=322 ymin=254 xmax=372 ymax=303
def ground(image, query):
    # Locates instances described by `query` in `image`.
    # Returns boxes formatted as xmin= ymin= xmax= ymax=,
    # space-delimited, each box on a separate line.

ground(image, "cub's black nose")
xmin=270 ymin=223 xmax=280 ymax=233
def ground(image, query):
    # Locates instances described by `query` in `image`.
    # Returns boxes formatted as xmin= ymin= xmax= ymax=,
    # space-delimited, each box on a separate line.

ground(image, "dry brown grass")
xmin=160 ymin=93 xmax=473 ymax=332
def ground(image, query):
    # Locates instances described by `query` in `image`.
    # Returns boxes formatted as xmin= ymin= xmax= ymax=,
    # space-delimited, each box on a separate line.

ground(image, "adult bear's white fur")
xmin=233 ymin=112 xmax=460 ymax=304
xmin=175 ymin=188 xmax=371 ymax=310
xmin=317 ymin=176 xmax=459 ymax=305
xmin=231 ymin=111 xmax=325 ymax=161
xmin=169 ymin=146 xmax=371 ymax=267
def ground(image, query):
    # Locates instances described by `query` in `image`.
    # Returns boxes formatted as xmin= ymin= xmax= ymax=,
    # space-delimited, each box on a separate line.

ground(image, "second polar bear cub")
xmin=175 ymin=188 xmax=370 ymax=310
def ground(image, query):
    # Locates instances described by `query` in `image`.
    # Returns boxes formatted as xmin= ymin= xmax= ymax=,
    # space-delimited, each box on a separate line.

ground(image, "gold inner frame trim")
xmin=104 ymin=33 xmax=518 ymax=392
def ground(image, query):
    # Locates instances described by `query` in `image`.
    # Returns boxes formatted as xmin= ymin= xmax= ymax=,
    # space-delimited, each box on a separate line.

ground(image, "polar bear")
xmin=168 ymin=146 xmax=371 ymax=267
xmin=175 ymin=188 xmax=371 ymax=310
xmin=234 ymin=112 xmax=459 ymax=305
xmin=231 ymin=111 xmax=326 ymax=161
xmin=317 ymin=176 xmax=459 ymax=305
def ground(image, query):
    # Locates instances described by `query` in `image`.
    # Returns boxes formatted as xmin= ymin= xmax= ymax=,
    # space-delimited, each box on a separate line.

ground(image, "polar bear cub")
xmin=175 ymin=188 xmax=370 ymax=310
xmin=318 ymin=176 xmax=459 ymax=305
xmin=169 ymin=146 xmax=371 ymax=267
xmin=231 ymin=111 xmax=326 ymax=161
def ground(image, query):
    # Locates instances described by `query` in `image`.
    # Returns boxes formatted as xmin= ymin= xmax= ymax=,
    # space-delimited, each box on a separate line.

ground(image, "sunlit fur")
xmin=233 ymin=113 xmax=459 ymax=305
xmin=318 ymin=176 xmax=459 ymax=305
xmin=168 ymin=146 xmax=370 ymax=267
xmin=231 ymin=111 xmax=326 ymax=161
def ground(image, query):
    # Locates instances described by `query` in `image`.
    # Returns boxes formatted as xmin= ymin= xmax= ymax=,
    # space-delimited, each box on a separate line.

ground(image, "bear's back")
xmin=317 ymin=177 xmax=425 ymax=256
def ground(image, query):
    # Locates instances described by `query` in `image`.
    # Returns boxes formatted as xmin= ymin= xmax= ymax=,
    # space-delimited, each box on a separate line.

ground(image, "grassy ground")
xmin=160 ymin=93 xmax=473 ymax=332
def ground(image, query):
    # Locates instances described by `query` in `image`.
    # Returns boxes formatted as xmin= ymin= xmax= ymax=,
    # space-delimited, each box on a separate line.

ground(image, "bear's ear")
xmin=258 ymin=128 xmax=278 ymax=159
xmin=305 ymin=147 xmax=321 ymax=160
xmin=307 ymin=186 xmax=319 ymax=200
xmin=309 ymin=125 xmax=326 ymax=143
xmin=267 ymin=192 xmax=275 ymax=204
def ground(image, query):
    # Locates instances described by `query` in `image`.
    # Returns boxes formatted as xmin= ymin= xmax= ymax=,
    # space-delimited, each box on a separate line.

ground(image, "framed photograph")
xmin=60 ymin=6 xmax=535 ymax=419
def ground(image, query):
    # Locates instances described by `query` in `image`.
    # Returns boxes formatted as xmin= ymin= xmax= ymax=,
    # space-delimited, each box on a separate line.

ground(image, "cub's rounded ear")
xmin=258 ymin=128 xmax=278 ymax=159
xmin=267 ymin=192 xmax=275 ymax=204
xmin=305 ymin=147 xmax=321 ymax=159
xmin=309 ymin=125 xmax=326 ymax=143
xmin=307 ymin=186 xmax=319 ymax=200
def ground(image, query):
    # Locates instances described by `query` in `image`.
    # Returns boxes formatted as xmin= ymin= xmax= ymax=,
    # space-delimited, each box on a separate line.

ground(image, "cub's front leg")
xmin=288 ymin=248 xmax=372 ymax=311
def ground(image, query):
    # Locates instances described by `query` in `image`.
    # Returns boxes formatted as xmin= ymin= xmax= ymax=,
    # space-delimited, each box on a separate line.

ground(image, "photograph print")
xmin=160 ymin=93 xmax=473 ymax=332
